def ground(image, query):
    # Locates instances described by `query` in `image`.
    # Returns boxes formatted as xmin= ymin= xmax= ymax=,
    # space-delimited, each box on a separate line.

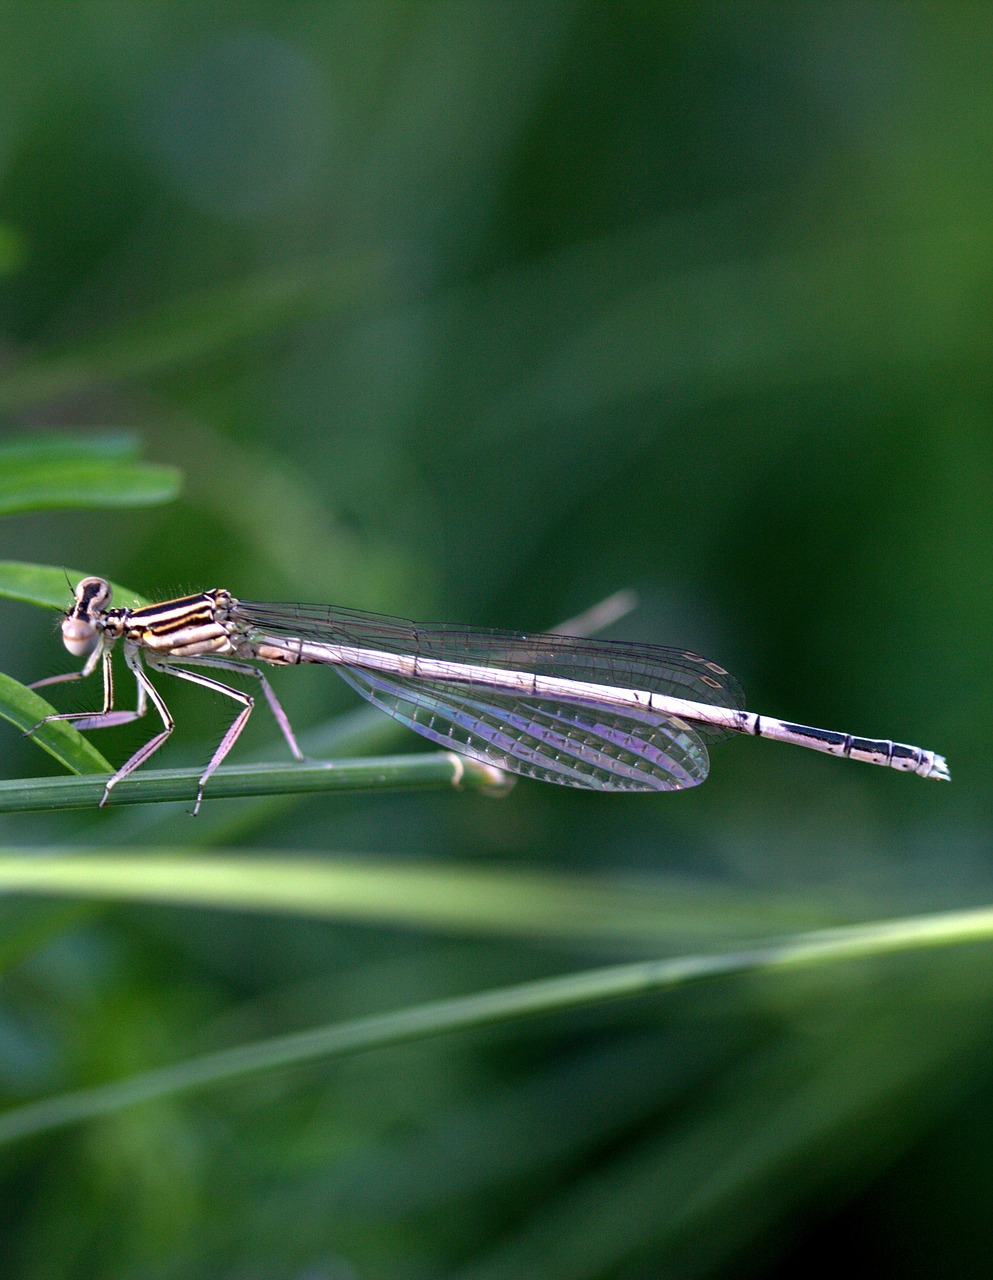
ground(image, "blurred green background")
xmin=0 ymin=3 xmax=989 ymax=1277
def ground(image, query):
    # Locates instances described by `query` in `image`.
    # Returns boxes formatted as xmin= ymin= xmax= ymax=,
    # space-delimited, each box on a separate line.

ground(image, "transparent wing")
xmin=336 ymin=664 xmax=710 ymax=793
xmin=236 ymin=600 xmax=744 ymax=743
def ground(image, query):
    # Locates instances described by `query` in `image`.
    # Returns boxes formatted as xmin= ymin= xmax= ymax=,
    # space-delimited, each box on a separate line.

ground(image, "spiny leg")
xmin=145 ymin=660 xmax=259 ymax=815
xmin=100 ymin=652 xmax=256 ymax=813
xmin=161 ymin=655 xmax=306 ymax=761
xmin=28 ymin=644 xmax=149 ymax=734
xmin=98 ymin=647 xmax=175 ymax=806
xmin=28 ymin=634 xmax=105 ymax=692
xmin=59 ymin=652 xmax=301 ymax=813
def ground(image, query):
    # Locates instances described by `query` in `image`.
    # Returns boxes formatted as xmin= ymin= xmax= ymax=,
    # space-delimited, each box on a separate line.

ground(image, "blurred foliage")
xmin=0 ymin=3 xmax=989 ymax=1278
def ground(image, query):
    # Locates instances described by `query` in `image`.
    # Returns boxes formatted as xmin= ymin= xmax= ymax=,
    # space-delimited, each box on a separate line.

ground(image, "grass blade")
xmin=0 ymin=851 xmax=824 ymax=944
xmin=1 ymin=902 xmax=992 ymax=1145
xmin=0 ymin=754 xmax=508 ymax=812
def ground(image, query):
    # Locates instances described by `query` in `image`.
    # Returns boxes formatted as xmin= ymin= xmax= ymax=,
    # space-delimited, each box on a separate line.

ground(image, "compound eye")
xmin=62 ymin=577 xmax=112 ymax=656
xmin=74 ymin=577 xmax=113 ymax=610
xmin=62 ymin=618 xmax=99 ymax=657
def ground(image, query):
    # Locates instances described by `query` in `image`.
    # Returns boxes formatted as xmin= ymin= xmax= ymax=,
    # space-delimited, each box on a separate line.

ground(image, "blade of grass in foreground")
xmin=0 ymin=851 xmax=837 ymax=945
xmin=1 ymin=902 xmax=992 ymax=1145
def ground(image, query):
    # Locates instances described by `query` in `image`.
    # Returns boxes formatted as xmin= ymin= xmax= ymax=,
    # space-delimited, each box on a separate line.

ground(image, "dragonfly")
xmin=28 ymin=577 xmax=950 ymax=812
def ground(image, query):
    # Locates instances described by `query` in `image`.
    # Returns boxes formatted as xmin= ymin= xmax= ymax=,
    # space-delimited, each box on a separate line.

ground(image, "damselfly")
xmin=28 ymin=577 xmax=950 ymax=812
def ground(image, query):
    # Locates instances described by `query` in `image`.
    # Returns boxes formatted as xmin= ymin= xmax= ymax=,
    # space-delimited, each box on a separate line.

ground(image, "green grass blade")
xmin=0 ymin=673 xmax=111 ymax=774
xmin=0 ymin=851 xmax=823 ymax=944
xmin=1 ymin=902 xmax=992 ymax=1145
xmin=0 ymin=754 xmax=508 ymax=812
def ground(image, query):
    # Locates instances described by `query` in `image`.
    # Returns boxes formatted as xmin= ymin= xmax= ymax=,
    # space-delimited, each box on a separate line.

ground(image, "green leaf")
xmin=0 ymin=432 xmax=180 ymax=514
xmin=0 ymin=562 xmax=147 ymax=610
xmin=0 ymin=457 xmax=181 ymax=515
xmin=0 ymin=673 xmax=111 ymax=775
xmin=0 ymin=431 xmax=143 ymax=464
